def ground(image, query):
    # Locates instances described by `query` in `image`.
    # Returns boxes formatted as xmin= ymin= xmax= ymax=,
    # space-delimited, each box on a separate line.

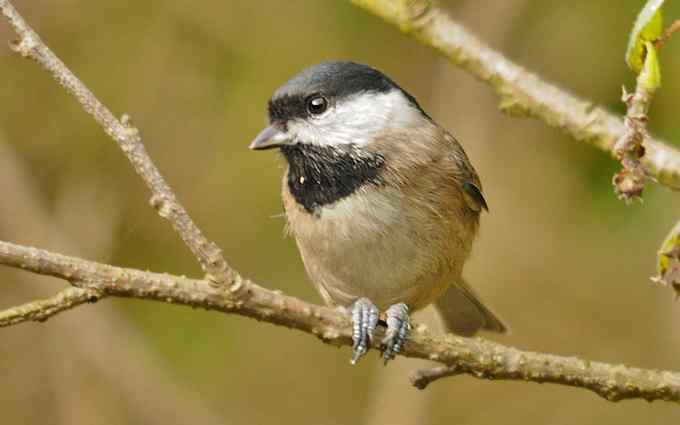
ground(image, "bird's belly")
xmin=287 ymin=190 xmax=453 ymax=310
xmin=302 ymin=234 xmax=447 ymax=310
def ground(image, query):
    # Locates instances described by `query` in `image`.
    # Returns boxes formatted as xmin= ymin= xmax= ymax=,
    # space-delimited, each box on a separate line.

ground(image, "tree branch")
xmin=612 ymin=74 xmax=654 ymax=202
xmin=0 ymin=286 xmax=102 ymax=327
xmin=1 ymin=240 xmax=680 ymax=403
xmin=0 ymin=0 xmax=235 ymax=287
xmin=410 ymin=355 xmax=680 ymax=399
xmin=613 ymin=8 xmax=675 ymax=202
xmin=3 ymin=0 xmax=680 ymax=405
xmin=348 ymin=0 xmax=680 ymax=190
xmin=654 ymin=19 xmax=680 ymax=51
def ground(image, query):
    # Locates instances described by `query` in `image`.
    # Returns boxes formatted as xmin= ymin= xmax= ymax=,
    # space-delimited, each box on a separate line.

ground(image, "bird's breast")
xmin=283 ymin=182 xmax=463 ymax=310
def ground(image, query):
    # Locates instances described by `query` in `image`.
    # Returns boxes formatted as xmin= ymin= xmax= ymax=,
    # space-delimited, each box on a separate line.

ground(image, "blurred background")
xmin=1 ymin=1 xmax=680 ymax=424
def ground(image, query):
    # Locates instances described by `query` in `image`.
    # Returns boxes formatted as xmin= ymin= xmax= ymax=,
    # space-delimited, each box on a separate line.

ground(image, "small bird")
xmin=250 ymin=61 xmax=506 ymax=364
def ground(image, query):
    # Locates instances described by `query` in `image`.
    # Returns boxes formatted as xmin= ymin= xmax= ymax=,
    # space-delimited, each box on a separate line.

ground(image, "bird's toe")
xmin=350 ymin=297 xmax=379 ymax=365
xmin=381 ymin=302 xmax=410 ymax=363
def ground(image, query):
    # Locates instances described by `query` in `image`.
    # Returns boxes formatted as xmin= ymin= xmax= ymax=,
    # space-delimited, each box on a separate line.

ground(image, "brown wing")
xmin=444 ymin=131 xmax=488 ymax=213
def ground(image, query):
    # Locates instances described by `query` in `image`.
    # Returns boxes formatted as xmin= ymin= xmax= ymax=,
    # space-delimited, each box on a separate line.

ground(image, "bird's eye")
xmin=306 ymin=95 xmax=328 ymax=115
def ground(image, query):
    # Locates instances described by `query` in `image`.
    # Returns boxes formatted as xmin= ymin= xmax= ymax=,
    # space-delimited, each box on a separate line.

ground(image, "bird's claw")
xmin=350 ymin=297 xmax=379 ymax=365
xmin=349 ymin=299 xmax=410 ymax=364
xmin=381 ymin=303 xmax=410 ymax=364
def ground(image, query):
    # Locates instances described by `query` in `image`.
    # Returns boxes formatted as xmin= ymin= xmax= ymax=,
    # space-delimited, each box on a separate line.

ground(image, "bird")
xmin=250 ymin=61 xmax=506 ymax=364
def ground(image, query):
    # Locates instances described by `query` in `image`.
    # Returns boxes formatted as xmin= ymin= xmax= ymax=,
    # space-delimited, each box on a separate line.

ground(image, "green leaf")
xmin=625 ymin=0 xmax=664 ymax=73
xmin=639 ymin=41 xmax=661 ymax=91
xmin=652 ymin=221 xmax=680 ymax=296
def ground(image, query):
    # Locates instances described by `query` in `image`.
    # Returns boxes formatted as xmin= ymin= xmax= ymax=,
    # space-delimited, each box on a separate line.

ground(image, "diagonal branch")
xmin=349 ymin=0 xmax=680 ymax=190
xmin=0 ymin=0 xmax=235 ymax=287
xmin=1 ymin=240 xmax=680 ymax=403
xmin=0 ymin=286 xmax=102 ymax=327
xmin=654 ymin=19 xmax=680 ymax=50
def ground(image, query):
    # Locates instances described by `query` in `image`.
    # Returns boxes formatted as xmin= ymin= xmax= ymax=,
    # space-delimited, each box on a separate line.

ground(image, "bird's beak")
xmin=249 ymin=125 xmax=290 ymax=150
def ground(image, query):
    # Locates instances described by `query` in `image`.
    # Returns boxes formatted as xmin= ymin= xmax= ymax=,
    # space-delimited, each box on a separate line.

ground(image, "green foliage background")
xmin=2 ymin=1 xmax=680 ymax=424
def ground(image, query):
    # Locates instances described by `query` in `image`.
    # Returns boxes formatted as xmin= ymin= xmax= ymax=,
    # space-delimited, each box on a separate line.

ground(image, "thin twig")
xmin=655 ymin=19 xmax=680 ymax=51
xmin=0 ymin=286 xmax=102 ymax=327
xmin=1 ymin=240 xmax=680 ymax=403
xmin=612 ymin=83 xmax=652 ymax=202
xmin=410 ymin=358 xmax=680 ymax=399
xmin=611 ymin=17 xmax=680 ymax=202
xmin=0 ymin=0 xmax=236 ymax=287
xmin=411 ymin=365 xmax=457 ymax=389
xmin=348 ymin=0 xmax=680 ymax=190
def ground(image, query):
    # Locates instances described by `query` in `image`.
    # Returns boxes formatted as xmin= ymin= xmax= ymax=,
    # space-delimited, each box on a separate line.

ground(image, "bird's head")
xmin=249 ymin=61 xmax=428 ymax=152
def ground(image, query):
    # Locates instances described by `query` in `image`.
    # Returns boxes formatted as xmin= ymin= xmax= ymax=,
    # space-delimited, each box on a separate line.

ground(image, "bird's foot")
xmin=381 ymin=303 xmax=410 ymax=364
xmin=350 ymin=297 xmax=379 ymax=365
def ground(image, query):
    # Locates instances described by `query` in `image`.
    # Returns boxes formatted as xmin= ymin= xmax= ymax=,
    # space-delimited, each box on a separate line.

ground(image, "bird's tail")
xmin=433 ymin=279 xmax=507 ymax=336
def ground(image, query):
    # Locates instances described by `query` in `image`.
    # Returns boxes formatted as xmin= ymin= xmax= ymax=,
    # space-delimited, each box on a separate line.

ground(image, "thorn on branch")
xmin=120 ymin=114 xmax=140 ymax=137
xmin=8 ymin=33 xmax=36 ymax=57
xmin=149 ymin=194 xmax=174 ymax=219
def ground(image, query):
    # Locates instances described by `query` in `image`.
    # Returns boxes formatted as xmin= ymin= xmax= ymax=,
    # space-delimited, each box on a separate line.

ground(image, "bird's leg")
xmin=381 ymin=303 xmax=410 ymax=363
xmin=350 ymin=297 xmax=379 ymax=365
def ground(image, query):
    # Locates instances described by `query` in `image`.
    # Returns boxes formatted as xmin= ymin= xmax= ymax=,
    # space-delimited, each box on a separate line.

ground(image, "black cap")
xmin=268 ymin=61 xmax=426 ymax=124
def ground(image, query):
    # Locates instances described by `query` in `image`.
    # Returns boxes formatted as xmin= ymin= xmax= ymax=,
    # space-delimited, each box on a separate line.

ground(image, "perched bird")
xmin=250 ymin=61 xmax=506 ymax=364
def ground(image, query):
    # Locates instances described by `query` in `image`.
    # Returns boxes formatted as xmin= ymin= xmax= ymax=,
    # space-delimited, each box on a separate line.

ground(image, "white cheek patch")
xmin=289 ymin=89 xmax=423 ymax=147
